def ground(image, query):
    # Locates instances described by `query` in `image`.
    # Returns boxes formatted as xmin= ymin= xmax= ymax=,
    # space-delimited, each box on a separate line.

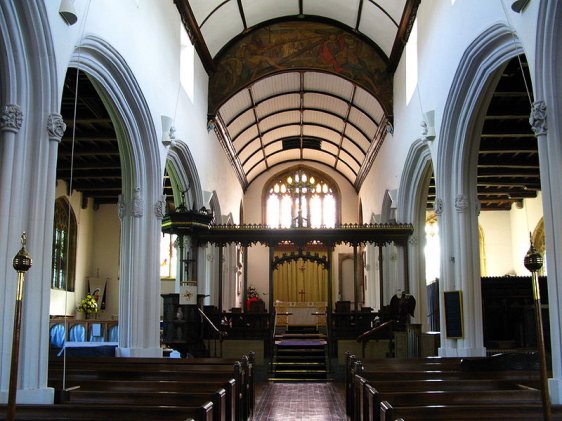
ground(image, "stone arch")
xmin=436 ymin=23 xmax=525 ymax=357
xmin=397 ymin=138 xmax=434 ymax=330
xmin=167 ymin=142 xmax=204 ymax=210
xmin=69 ymin=35 xmax=161 ymax=357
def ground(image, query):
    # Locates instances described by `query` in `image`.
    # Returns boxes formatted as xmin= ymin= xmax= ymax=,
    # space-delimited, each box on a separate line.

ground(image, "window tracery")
xmin=265 ymin=168 xmax=337 ymax=228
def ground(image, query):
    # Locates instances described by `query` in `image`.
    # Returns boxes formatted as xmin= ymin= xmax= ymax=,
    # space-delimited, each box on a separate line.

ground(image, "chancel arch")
xmin=209 ymin=19 xmax=392 ymax=118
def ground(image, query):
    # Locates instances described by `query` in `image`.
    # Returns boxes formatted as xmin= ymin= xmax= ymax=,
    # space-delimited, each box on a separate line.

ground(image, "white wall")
xmin=478 ymin=211 xmax=514 ymax=276
xmin=470 ymin=194 xmax=544 ymax=277
xmin=509 ymin=194 xmax=544 ymax=275
xmin=90 ymin=204 xmax=120 ymax=318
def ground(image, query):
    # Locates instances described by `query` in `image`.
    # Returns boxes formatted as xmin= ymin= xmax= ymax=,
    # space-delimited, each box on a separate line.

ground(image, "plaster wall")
xmin=478 ymin=211 xmax=514 ymax=276
xmin=509 ymin=194 xmax=545 ymax=275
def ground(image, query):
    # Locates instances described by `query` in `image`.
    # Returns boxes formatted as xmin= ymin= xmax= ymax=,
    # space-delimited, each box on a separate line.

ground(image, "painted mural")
xmin=209 ymin=21 xmax=393 ymax=116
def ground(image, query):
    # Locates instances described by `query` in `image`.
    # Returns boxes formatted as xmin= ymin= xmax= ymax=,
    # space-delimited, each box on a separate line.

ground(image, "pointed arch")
xmin=69 ymin=35 xmax=161 ymax=357
xmin=167 ymin=142 xmax=204 ymax=209
xmin=397 ymin=138 xmax=434 ymax=330
xmin=436 ymin=23 xmax=525 ymax=357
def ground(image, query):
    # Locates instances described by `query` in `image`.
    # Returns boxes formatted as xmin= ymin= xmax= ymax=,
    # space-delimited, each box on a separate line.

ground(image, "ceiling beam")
xmin=174 ymin=0 xmax=215 ymax=74
xmin=387 ymin=0 xmax=420 ymax=73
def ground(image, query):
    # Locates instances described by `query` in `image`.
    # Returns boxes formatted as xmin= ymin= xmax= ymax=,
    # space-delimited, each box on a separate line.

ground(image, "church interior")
xmin=1 ymin=0 xmax=562 ymax=419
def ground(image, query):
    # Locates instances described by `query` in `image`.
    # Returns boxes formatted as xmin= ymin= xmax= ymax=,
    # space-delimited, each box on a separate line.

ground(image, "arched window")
xmin=51 ymin=198 xmax=77 ymax=291
xmin=265 ymin=168 xmax=338 ymax=228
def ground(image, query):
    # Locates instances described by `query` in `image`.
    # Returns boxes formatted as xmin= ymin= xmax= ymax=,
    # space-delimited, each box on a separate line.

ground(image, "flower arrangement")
xmin=77 ymin=293 xmax=98 ymax=316
xmin=247 ymin=285 xmax=260 ymax=299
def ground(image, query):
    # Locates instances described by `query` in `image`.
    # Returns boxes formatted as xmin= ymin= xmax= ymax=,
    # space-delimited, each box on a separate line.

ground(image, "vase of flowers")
xmin=246 ymin=285 xmax=260 ymax=312
xmin=77 ymin=293 xmax=98 ymax=319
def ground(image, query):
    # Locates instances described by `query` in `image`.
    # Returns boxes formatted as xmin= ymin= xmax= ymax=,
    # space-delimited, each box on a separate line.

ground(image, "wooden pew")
xmin=48 ymin=355 xmax=255 ymax=421
xmin=344 ymin=353 xmax=472 ymax=420
xmin=63 ymin=388 xmax=227 ymax=421
xmin=0 ymin=401 xmax=213 ymax=421
xmin=379 ymin=399 xmax=551 ymax=421
xmin=365 ymin=383 xmax=542 ymax=421
xmin=346 ymin=353 xmax=543 ymax=421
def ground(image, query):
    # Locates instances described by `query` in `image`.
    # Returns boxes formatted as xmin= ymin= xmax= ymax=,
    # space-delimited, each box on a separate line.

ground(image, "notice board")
xmin=444 ymin=290 xmax=463 ymax=338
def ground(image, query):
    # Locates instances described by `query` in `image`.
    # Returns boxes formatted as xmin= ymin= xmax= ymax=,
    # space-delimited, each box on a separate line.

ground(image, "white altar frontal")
xmin=274 ymin=301 xmax=327 ymax=327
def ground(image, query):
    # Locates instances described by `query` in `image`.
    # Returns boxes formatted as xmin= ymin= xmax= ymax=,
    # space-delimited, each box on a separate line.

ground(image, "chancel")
xmin=1 ymin=1 xmax=562 ymax=420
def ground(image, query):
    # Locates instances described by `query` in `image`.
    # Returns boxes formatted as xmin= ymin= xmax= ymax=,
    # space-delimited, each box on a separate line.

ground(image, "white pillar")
xmin=529 ymin=101 xmax=562 ymax=404
xmin=116 ymin=188 xmax=163 ymax=358
xmin=0 ymin=104 xmax=24 ymax=400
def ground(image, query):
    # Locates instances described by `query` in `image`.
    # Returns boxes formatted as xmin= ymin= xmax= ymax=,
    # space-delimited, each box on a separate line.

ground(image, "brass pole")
xmin=524 ymin=236 xmax=551 ymax=421
xmin=7 ymin=233 xmax=32 ymax=421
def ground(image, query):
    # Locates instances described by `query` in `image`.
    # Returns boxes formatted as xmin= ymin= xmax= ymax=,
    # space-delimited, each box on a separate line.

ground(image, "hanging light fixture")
xmin=59 ymin=0 xmax=78 ymax=25
xmin=511 ymin=0 xmax=530 ymax=13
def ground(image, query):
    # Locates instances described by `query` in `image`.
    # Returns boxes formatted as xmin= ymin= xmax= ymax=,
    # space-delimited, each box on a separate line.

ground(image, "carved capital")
xmin=455 ymin=194 xmax=469 ymax=212
xmin=117 ymin=194 xmax=126 ymax=220
xmin=0 ymin=104 xmax=23 ymax=133
xmin=408 ymin=235 xmax=418 ymax=246
xmin=47 ymin=113 xmax=66 ymax=142
xmin=132 ymin=187 xmax=143 ymax=218
xmin=155 ymin=195 xmax=167 ymax=219
xmin=529 ymin=100 xmax=547 ymax=136
xmin=433 ymin=198 xmax=443 ymax=216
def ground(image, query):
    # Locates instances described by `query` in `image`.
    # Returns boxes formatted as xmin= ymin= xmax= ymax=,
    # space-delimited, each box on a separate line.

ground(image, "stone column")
xmin=0 ymin=104 xmax=23 ymax=400
xmin=116 ymin=188 xmax=163 ymax=358
xmin=529 ymin=101 xmax=562 ymax=403
xmin=436 ymin=193 xmax=484 ymax=357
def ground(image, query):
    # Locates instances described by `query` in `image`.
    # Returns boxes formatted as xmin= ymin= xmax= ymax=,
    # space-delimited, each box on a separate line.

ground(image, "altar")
xmin=274 ymin=301 xmax=327 ymax=327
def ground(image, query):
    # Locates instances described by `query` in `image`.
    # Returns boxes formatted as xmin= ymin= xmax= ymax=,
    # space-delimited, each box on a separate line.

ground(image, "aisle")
xmin=253 ymin=382 xmax=346 ymax=421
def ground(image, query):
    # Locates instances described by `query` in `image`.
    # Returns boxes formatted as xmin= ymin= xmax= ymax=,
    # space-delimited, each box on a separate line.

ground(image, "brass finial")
xmin=524 ymin=232 xmax=543 ymax=273
xmin=13 ymin=232 xmax=32 ymax=273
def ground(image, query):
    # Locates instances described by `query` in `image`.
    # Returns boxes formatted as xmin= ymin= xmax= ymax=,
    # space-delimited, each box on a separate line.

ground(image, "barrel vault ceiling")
xmin=55 ymin=2 xmax=540 ymax=212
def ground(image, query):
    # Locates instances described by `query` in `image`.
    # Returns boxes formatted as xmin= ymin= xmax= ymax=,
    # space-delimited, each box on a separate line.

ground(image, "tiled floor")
xmin=253 ymin=382 xmax=347 ymax=421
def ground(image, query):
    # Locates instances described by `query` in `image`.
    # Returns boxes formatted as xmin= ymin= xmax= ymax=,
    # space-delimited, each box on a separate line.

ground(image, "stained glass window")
xmin=51 ymin=198 xmax=77 ymax=291
xmin=266 ymin=168 xmax=337 ymax=228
